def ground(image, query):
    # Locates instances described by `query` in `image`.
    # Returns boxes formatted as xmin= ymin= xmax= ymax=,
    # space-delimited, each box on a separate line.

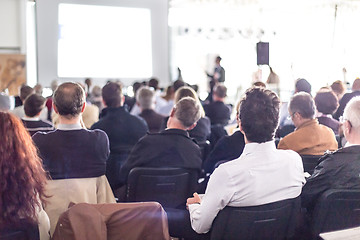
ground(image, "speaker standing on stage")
xmin=206 ymin=56 xmax=225 ymax=83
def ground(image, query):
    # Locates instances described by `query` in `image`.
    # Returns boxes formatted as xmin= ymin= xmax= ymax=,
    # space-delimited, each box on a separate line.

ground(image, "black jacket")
xmin=301 ymin=145 xmax=360 ymax=212
xmin=119 ymin=129 xmax=202 ymax=189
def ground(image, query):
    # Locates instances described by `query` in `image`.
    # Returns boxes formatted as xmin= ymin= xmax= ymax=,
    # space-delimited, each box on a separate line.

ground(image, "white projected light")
xmin=58 ymin=4 xmax=153 ymax=78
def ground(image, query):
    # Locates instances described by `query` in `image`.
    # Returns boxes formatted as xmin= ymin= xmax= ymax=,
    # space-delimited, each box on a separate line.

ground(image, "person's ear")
xmin=53 ymin=103 xmax=59 ymax=114
xmin=169 ymin=107 xmax=176 ymax=117
xmin=81 ymin=102 xmax=86 ymax=113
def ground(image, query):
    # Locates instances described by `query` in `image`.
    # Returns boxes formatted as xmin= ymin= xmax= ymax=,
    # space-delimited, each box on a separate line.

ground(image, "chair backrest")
xmin=197 ymin=140 xmax=211 ymax=162
xmin=45 ymin=175 xmax=116 ymax=235
xmin=210 ymin=197 xmax=300 ymax=240
xmin=0 ymin=220 xmax=39 ymax=240
xmin=300 ymin=155 xmax=322 ymax=175
xmin=126 ymin=167 xmax=193 ymax=208
xmin=311 ymin=189 xmax=360 ymax=237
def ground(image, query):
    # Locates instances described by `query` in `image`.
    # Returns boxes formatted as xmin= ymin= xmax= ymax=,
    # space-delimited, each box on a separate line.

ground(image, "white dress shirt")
xmin=188 ymin=140 xmax=305 ymax=234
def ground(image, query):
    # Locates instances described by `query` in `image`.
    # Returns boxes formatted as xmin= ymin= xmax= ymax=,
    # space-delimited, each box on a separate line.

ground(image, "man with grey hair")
xmin=119 ymin=97 xmax=202 ymax=191
xmin=302 ymin=96 xmax=360 ymax=212
xmin=137 ymin=86 xmax=165 ymax=133
xmin=278 ymin=92 xmax=337 ymax=155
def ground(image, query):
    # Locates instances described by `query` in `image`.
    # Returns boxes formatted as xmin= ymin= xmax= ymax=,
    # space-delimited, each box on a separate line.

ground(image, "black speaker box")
xmin=257 ymin=42 xmax=269 ymax=65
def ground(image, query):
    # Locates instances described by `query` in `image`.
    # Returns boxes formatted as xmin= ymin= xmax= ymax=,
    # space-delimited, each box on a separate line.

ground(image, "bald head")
xmin=53 ymin=82 xmax=85 ymax=118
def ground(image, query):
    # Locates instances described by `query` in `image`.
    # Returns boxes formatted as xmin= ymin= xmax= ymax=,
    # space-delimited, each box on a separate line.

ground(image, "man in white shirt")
xmin=187 ymin=87 xmax=305 ymax=234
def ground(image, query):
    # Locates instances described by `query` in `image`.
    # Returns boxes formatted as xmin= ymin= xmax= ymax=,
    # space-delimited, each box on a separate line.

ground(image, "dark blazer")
xmin=119 ymin=128 xmax=202 ymax=188
xmin=333 ymin=91 xmax=360 ymax=120
xmin=301 ymin=145 xmax=360 ymax=212
xmin=33 ymin=129 xmax=109 ymax=179
xmin=139 ymin=109 xmax=165 ymax=133
xmin=203 ymin=130 xmax=245 ymax=174
xmin=203 ymin=101 xmax=231 ymax=125
xmin=91 ymin=106 xmax=148 ymax=153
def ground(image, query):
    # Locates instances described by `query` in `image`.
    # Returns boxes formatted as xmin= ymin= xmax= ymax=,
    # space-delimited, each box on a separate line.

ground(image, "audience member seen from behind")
xmin=302 ymin=96 xmax=360 ymax=213
xmin=119 ymin=97 xmax=203 ymax=197
xmin=137 ymin=86 xmax=165 ymax=133
xmin=187 ymin=87 xmax=305 ymax=234
xmin=0 ymin=112 xmax=50 ymax=240
xmin=160 ymin=86 xmax=211 ymax=142
xmin=314 ymin=89 xmax=340 ymax=135
xmin=278 ymin=92 xmax=338 ymax=155
xmin=203 ymin=83 xmax=231 ymax=126
xmin=91 ymin=82 xmax=148 ymax=190
xmin=22 ymin=94 xmax=54 ymax=136
xmin=333 ymin=78 xmax=360 ymax=120
xmin=330 ymin=80 xmax=346 ymax=101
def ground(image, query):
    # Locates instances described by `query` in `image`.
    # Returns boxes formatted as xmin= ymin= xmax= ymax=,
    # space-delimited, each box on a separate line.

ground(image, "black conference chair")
xmin=210 ymin=197 xmax=301 ymax=240
xmin=0 ymin=220 xmax=39 ymax=240
xmin=126 ymin=167 xmax=196 ymax=208
xmin=310 ymin=189 xmax=360 ymax=239
xmin=300 ymin=155 xmax=322 ymax=175
xmin=198 ymin=140 xmax=211 ymax=163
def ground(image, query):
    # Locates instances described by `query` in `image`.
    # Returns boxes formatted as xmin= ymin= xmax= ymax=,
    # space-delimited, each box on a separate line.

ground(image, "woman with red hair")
xmin=0 ymin=112 xmax=50 ymax=240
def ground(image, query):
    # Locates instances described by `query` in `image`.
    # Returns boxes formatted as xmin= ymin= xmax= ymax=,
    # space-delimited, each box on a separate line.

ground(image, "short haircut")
xmin=20 ymin=85 xmax=34 ymax=101
xmin=330 ymin=80 xmax=345 ymax=96
xmin=343 ymin=96 xmax=360 ymax=129
xmin=53 ymin=82 xmax=85 ymax=117
xmin=288 ymin=92 xmax=315 ymax=119
xmin=136 ymin=86 xmax=154 ymax=110
xmin=213 ymin=83 xmax=227 ymax=98
xmin=173 ymin=80 xmax=186 ymax=92
xmin=174 ymin=86 xmax=205 ymax=117
xmin=102 ymin=82 xmax=122 ymax=107
xmin=352 ymin=78 xmax=360 ymax=91
xmin=239 ymin=87 xmax=280 ymax=143
xmin=148 ymin=78 xmax=159 ymax=90
xmin=174 ymin=86 xmax=197 ymax=103
xmin=174 ymin=97 xmax=201 ymax=128
xmin=91 ymin=85 xmax=102 ymax=97
xmin=295 ymin=78 xmax=311 ymax=94
xmin=314 ymin=90 xmax=339 ymax=115
xmin=24 ymin=94 xmax=46 ymax=117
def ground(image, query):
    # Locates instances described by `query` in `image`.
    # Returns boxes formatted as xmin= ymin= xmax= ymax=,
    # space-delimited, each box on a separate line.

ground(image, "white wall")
xmin=0 ymin=0 xmax=20 ymax=50
xmin=36 ymin=0 xmax=169 ymax=87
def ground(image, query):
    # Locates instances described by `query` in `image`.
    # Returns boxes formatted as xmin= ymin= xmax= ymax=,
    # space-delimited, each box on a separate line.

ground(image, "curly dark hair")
xmin=239 ymin=87 xmax=280 ymax=143
xmin=0 ymin=112 xmax=48 ymax=225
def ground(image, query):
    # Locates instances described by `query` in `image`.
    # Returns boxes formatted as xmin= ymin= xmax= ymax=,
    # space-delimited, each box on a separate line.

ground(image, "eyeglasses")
xmin=339 ymin=116 xmax=347 ymax=123
xmin=287 ymin=112 xmax=297 ymax=120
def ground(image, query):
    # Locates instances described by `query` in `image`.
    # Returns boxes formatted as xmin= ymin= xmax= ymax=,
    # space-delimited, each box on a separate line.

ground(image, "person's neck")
xmin=58 ymin=115 xmax=81 ymax=125
xmin=167 ymin=119 xmax=187 ymax=131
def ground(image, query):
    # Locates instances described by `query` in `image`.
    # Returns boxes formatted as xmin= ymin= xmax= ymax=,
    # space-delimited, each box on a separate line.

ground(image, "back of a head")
xmin=239 ymin=87 xmax=280 ymax=143
xmin=136 ymin=86 xmax=155 ymax=110
xmin=173 ymin=80 xmax=186 ymax=92
xmin=148 ymin=78 xmax=159 ymax=90
xmin=91 ymin=85 xmax=102 ymax=97
xmin=330 ymin=80 xmax=345 ymax=96
xmin=174 ymin=97 xmax=201 ymax=128
xmin=53 ymin=82 xmax=85 ymax=117
xmin=174 ymin=86 xmax=197 ymax=103
xmin=352 ymin=78 xmax=360 ymax=91
xmin=34 ymin=84 xmax=43 ymax=95
xmin=102 ymin=82 xmax=122 ymax=108
xmin=289 ymin=92 xmax=315 ymax=119
xmin=295 ymin=78 xmax=311 ymax=94
xmin=213 ymin=83 xmax=227 ymax=98
xmin=314 ymin=90 xmax=339 ymax=115
xmin=343 ymin=96 xmax=360 ymax=130
xmin=20 ymin=85 xmax=34 ymax=101
xmin=24 ymin=94 xmax=46 ymax=117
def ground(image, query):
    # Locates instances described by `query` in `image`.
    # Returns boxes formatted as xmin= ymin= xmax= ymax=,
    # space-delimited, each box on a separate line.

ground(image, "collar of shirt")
xmin=242 ymin=140 xmax=276 ymax=156
xmin=22 ymin=116 xmax=40 ymax=121
xmin=57 ymin=123 xmax=82 ymax=130
xmin=344 ymin=142 xmax=360 ymax=148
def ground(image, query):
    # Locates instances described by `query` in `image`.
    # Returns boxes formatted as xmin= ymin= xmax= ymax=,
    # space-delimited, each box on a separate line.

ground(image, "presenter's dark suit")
xmin=119 ymin=128 xmax=202 ymax=192
xmin=91 ymin=106 xmax=148 ymax=189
